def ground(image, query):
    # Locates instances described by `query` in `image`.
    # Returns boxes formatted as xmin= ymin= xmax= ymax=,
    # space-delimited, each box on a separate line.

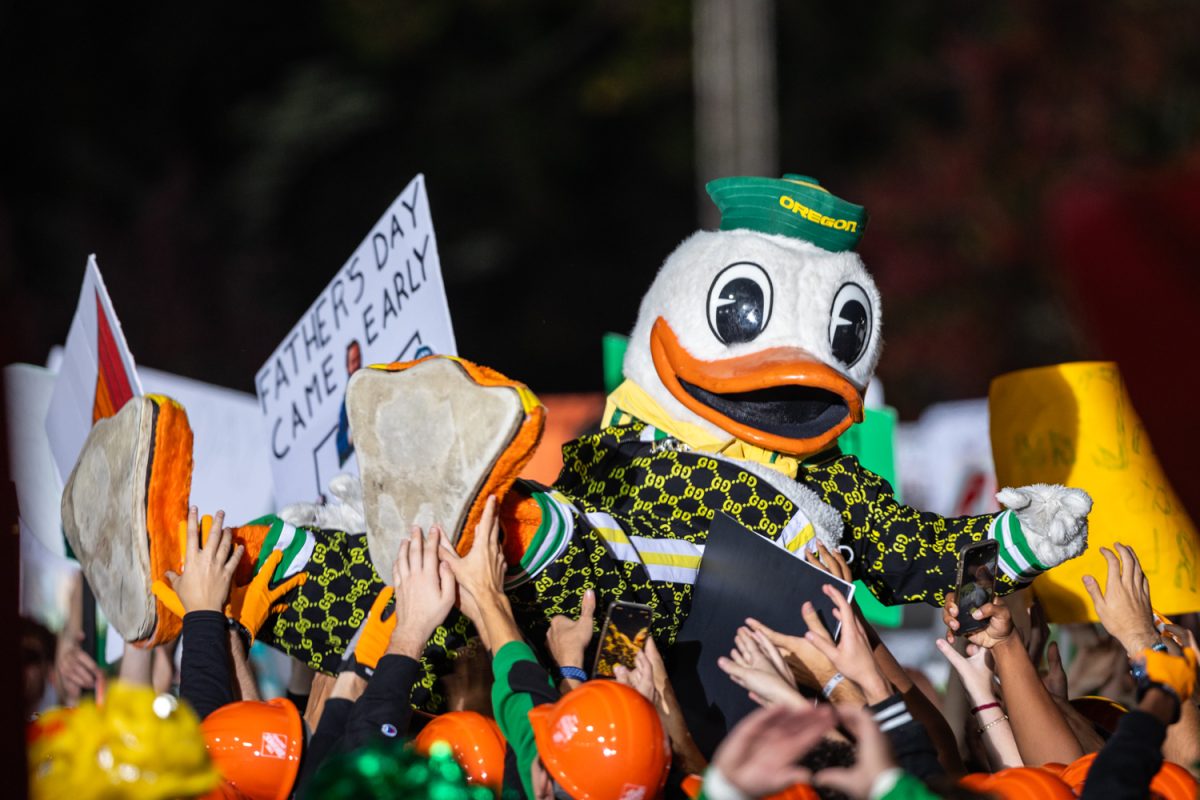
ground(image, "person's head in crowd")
xmin=307 ymin=737 xmax=492 ymax=800
xmin=527 ymin=680 xmax=669 ymax=800
xmin=28 ymin=681 xmax=219 ymax=800
xmin=21 ymin=616 xmax=57 ymax=718
xmin=346 ymin=339 xmax=362 ymax=376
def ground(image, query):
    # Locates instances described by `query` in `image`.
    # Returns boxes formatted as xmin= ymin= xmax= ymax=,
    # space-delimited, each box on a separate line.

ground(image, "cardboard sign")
xmin=990 ymin=362 xmax=1200 ymax=622
xmin=255 ymin=175 xmax=457 ymax=507
xmin=669 ymin=513 xmax=854 ymax=756
xmin=45 ymin=255 xmax=143 ymax=484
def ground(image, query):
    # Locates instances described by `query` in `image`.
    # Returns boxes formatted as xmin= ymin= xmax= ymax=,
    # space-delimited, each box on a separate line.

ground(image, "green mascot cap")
xmin=706 ymin=174 xmax=868 ymax=252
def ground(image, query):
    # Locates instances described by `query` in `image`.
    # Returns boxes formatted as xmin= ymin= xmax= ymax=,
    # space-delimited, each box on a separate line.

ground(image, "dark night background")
xmin=2 ymin=0 xmax=1199 ymax=417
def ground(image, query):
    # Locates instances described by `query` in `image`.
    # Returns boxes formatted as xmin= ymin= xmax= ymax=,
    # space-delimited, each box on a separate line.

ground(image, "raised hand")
xmin=718 ymin=625 xmax=804 ymax=709
xmin=806 ymin=540 xmax=853 ymax=583
xmin=614 ymin=647 xmax=659 ymax=704
xmin=439 ymin=496 xmax=506 ymax=619
xmin=813 ymin=706 xmax=898 ymax=799
xmin=711 ymin=704 xmax=837 ymax=798
xmin=547 ymin=588 xmax=596 ymax=671
xmin=390 ymin=526 xmax=458 ymax=658
xmin=1082 ymin=543 xmax=1159 ymax=656
xmin=943 ymin=592 xmax=1015 ymax=649
xmin=152 ymin=508 xmax=242 ymax=615
xmin=745 ymin=617 xmax=838 ymax=692
xmin=802 ymin=585 xmax=892 ymax=703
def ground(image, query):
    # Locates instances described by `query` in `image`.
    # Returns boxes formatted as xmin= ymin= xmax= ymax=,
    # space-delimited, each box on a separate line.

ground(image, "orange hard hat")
xmin=528 ymin=681 xmax=669 ymax=800
xmin=1061 ymin=752 xmax=1198 ymax=799
xmin=960 ymin=768 xmax=1073 ymax=799
xmin=201 ymin=698 xmax=303 ymax=800
xmin=414 ymin=711 xmax=507 ymax=794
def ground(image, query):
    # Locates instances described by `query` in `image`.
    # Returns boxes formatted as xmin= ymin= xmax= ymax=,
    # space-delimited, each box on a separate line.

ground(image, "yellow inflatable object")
xmin=990 ymin=362 xmax=1200 ymax=622
xmin=28 ymin=681 xmax=219 ymax=800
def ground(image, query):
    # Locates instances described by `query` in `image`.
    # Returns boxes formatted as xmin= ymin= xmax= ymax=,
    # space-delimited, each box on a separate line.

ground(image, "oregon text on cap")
xmin=777 ymin=195 xmax=859 ymax=232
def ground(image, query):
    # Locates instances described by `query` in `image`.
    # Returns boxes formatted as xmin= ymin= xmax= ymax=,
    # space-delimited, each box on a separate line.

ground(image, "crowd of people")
xmin=23 ymin=495 xmax=1200 ymax=800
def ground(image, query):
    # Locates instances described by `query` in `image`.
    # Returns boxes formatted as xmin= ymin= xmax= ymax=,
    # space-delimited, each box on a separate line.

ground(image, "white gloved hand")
xmin=996 ymin=483 xmax=1092 ymax=569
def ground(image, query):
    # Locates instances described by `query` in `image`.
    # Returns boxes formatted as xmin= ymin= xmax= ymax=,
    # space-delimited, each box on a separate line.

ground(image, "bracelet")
xmin=977 ymin=714 xmax=1009 ymax=735
xmin=970 ymin=701 xmax=1001 ymax=715
xmin=559 ymin=666 xmax=588 ymax=682
xmin=822 ymin=672 xmax=845 ymax=698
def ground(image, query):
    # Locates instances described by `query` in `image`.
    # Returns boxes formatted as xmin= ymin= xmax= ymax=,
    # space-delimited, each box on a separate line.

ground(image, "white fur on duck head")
xmin=622 ymin=228 xmax=883 ymax=455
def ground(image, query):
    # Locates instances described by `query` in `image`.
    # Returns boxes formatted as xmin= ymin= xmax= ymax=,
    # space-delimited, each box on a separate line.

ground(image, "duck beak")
xmin=650 ymin=317 xmax=864 ymax=458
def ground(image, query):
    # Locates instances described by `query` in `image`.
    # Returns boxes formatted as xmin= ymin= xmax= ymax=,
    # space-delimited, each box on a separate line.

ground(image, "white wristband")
xmin=822 ymin=672 xmax=845 ymax=698
xmin=869 ymin=767 xmax=905 ymax=800
xmin=700 ymin=766 xmax=751 ymax=800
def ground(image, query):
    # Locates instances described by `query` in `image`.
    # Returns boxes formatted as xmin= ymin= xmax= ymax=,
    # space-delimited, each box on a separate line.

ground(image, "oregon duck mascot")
xmin=61 ymin=175 xmax=1092 ymax=709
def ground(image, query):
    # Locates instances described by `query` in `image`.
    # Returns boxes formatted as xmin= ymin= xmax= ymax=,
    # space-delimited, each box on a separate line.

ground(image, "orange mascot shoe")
xmin=347 ymin=355 xmax=545 ymax=577
xmin=528 ymin=681 xmax=669 ymax=800
xmin=414 ymin=711 xmax=507 ymax=795
xmin=201 ymin=698 xmax=303 ymax=800
xmin=62 ymin=394 xmax=194 ymax=647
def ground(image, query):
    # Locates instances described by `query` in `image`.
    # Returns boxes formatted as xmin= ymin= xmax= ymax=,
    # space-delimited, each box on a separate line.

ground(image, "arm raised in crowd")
xmin=1085 ymin=543 xmax=1200 ymax=775
xmin=157 ymin=508 xmax=243 ymax=720
xmin=807 ymin=542 xmax=963 ymax=775
xmin=945 ymin=594 xmax=1084 ymax=764
xmin=440 ymin=496 xmax=523 ymax=655
xmin=341 ymin=526 xmax=457 ymax=747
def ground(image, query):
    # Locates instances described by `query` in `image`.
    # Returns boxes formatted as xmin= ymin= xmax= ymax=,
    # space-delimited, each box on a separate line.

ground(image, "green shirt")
xmin=491 ymin=641 xmax=559 ymax=799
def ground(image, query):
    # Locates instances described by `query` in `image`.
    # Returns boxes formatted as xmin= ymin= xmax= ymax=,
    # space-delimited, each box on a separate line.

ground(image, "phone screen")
xmin=592 ymin=602 xmax=654 ymax=678
xmin=956 ymin=541 xmax=999 ymax=634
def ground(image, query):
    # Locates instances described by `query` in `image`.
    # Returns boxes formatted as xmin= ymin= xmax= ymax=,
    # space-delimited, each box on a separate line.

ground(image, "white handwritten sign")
xmin=255 ymin=175 xmax=457 ymax=507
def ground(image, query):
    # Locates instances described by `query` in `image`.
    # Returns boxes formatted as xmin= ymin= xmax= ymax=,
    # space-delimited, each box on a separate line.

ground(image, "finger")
xmin=185 ymin=506 xmax=200 ymax=558
xmin=438 ymin=561 xmax=456 ymax=605
xmin=755 ymin=630 xmax=787 ymax=672
xmin=804 ymin=629 xmax=839 ymax=663
xmin=396 ymin=539 xmax=412 ymax=582
xmin=424 ymin=527 xmax=440 ymax=574
xmin=258 ymin=550 xmax=284 ymax=586
xmin=613 ymin=664 xmax=630 ymax=684
xmin=269 ymin=570 xmax=308 ymax=601
xmin=934 ymin=637 xmax=967 ymax=668
xmin=580 ymin=588 xmax=597 ymax=622
xmin=409 ymin=525 xmax=426 ymax=572
xmin=224 ymin=542 xmax=245 ymax=576
xmin=163 ymin=569 xmax=182 ymax=588
xmin=1047 ymin=640 xmax=1063 ymax=673
xmin=484 ymin=495 xmax=500 ymax=548
xmin=213 ymin=525 xmax=233 ymax=566
xmin=369 ymin=586 xmax=395 ymax=621
xmin=1082 ymin=574 xmax=1105 ymax=606
xmin=801 ymin=601 xmax=832 ymax=643
xmin=1099 ymin=547 xmax=1121 ymax=592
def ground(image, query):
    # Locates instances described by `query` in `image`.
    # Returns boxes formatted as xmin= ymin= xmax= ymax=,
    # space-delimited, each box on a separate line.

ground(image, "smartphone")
xmin=954 ymin=540 xmax=999 ymax=635
xmin=592 ymin=601 xmax=654 ymax=678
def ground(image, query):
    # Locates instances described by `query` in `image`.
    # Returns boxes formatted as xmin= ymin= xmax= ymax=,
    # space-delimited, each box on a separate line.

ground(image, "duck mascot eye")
xmin=62 ymin=173 xmax=1093 ymax=715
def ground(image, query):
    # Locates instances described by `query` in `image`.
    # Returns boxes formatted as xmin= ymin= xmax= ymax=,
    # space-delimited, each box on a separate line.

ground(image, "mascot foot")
xmin=347 ymin=356 xmax=545 ymax=577
xmin=61 ymin=395 xmax=194 ymax=645
xmin=994 ymin=484 xmax=1091 ymax=577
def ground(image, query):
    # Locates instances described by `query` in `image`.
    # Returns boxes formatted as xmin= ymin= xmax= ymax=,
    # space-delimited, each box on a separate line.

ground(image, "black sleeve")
xmin=341 ymin=654 xmax=422 ymax=750
xmin=178 ymin=611 xmax=234 ymax=719
xmin=1079 ymin=709 xmax=1167 ymax=800
xmin=869 ymin=694 xmax=943 ymax=781
xmin=293 ymin=698 xmax=353 ymax=799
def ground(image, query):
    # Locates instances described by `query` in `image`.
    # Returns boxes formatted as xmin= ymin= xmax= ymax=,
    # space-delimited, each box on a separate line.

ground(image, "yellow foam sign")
xmin=990 ymin=362 xmax=1200 ymax=623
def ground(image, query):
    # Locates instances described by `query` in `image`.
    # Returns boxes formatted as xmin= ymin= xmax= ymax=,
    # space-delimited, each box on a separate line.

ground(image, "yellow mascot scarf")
xmin=603 ymin=380 xmax=802 ymax=479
